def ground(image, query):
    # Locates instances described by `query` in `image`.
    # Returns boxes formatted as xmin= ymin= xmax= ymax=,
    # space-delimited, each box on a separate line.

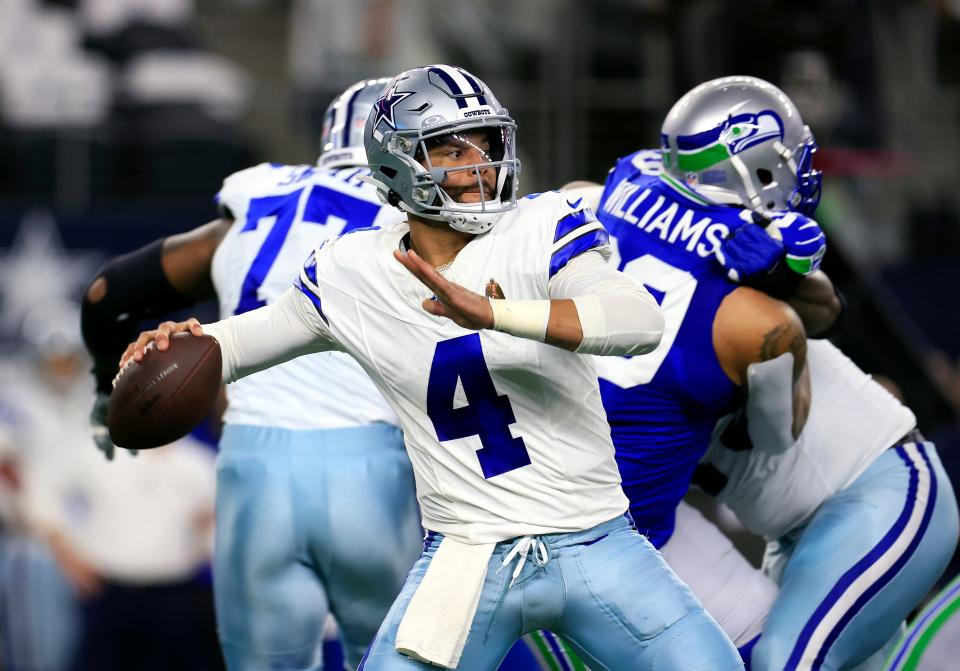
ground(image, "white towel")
xmin=395 ymin=537 xmax=495 ymax=668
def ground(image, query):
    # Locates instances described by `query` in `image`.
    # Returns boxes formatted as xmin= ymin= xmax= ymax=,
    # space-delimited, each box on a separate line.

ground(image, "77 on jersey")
xmin=427 ymin=334 xmax=532 ymax=479
xmin=234 ymin=183 xmax=381 ymax=315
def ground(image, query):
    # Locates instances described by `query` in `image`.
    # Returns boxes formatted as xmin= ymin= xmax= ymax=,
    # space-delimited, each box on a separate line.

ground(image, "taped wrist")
xmin=489 ymin=299 xmax=550 ymax=342
xmin=81 ymin=239 xmax=193 ymax=393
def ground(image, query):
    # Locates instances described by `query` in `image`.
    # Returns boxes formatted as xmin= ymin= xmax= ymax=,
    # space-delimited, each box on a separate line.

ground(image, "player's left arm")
xmin=715 ymin=288 xmax=811 ymax=440
xmin=394 ymin=248 xmax=664 ymax=354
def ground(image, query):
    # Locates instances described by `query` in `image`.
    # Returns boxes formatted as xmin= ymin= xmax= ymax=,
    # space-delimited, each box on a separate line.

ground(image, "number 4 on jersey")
xmin=427 ymin=334 xmax=531 ymax=479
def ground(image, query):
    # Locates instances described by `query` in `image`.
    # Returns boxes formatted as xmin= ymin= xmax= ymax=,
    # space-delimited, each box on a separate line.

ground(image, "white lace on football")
xmin=498 ymin=536 xmax=549 ymax=588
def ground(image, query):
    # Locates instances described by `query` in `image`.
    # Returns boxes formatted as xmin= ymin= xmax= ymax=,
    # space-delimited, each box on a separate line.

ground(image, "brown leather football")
xmin=108 ymin=333 xmax=222 ymax=450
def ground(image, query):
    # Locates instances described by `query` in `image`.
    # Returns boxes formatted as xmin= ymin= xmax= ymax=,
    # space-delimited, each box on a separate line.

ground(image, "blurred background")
xmin=0 ymin=0 xmax=958 ymax=669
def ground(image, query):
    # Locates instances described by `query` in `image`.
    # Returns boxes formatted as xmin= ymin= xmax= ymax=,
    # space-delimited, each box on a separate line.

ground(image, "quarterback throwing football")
xmin=120 ymin=65 xmax=742 ymax=670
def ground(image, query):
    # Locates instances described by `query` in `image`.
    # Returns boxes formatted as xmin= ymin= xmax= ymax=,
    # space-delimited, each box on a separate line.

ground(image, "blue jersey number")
xmin=426 ymin=334 xmax=531 ymax=479
xmin=234 ymin=184 xmax=381 ymax=315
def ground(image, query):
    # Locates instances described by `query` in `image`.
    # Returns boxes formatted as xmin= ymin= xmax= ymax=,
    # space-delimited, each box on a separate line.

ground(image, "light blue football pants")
xmin=214 ymin=423 xmax=421 ymax=671
xmin=359 ymin=514 xmax=743 ymax=671
xmin=753 ymin=441 xmax=959 ymax=671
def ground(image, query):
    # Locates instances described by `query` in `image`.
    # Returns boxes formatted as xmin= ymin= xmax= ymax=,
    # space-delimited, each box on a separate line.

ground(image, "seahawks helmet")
xmin=318 ymin=78 xmax=391 ymax=169
xmin=363 ymin=65 xmax=520 ymax=235
xmin=660 ymin=76 xmax=822 ymax=216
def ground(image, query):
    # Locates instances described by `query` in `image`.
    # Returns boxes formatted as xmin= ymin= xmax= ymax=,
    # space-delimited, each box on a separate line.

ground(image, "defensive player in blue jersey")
xmin=581 ymin=76 xmax=838 ymax=552
xmin=81 ymin=80 xmax=422 ymax=671
xmin=583 ymin=76 xmax=957 ymax=670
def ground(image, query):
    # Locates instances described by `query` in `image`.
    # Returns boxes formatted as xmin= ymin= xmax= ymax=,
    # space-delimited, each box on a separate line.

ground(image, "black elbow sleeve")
xmin=81 ymin=239 xmax=194 ymax=393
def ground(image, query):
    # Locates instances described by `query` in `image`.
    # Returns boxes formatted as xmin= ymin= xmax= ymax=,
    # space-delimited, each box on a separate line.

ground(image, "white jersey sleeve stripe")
xmin=552 ymin=221 xmax=605 ymax=252
xmin=294 ymin=250 xmax=328 ymax=323
xmin=549 ymin=225 xmax=610 ymax=279
xmin=552 ymin=208 xmax=599 ymax=243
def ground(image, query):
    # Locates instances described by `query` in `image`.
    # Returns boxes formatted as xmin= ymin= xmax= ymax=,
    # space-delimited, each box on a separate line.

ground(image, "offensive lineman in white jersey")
xmin=672 ymin=337 xmax=959 ymax=671
xmin=82 ymin=80 xmax=422 ymax=670
xmin=119 ymin=64 xmax=744 ymax=670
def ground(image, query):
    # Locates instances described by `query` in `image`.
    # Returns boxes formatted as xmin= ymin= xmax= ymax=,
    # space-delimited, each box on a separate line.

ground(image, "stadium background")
xmin=0 ymin=0 xmax=958 ymax=668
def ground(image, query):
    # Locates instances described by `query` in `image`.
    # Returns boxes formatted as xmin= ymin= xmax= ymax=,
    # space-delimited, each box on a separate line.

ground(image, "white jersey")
xmin=211 ymin=162 xmax=402 ymax=430
xmin=293 ymin=192 xmax=629 ymax=543
xmin=702 ymin=339 xmax=916 ymax=539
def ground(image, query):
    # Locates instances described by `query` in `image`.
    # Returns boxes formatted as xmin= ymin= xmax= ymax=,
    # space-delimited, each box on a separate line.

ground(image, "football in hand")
xmin=108 ymin=333 xmax=221 ymax=450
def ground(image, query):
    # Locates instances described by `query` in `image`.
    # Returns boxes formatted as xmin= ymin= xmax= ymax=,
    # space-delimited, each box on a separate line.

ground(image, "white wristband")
xmin=489 ymin=299 xmax=551 ymax=342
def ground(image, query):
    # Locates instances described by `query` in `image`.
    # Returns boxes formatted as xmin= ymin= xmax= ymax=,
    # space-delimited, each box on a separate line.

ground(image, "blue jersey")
xmin=595 ymin=151 xmax=749 ymax=547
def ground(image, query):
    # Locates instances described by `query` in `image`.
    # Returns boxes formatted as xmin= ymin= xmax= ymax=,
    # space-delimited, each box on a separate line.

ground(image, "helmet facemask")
xmin=382 ymin=120 xmax=519 ymax=234
xmin=787 ymin=132 xmax=822 ymax=215
xmin=731 ymin=131 xmax=822 ymax=216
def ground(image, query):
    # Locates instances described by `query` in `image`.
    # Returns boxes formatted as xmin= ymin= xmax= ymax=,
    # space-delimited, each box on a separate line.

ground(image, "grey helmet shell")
xmin=318 ymin=78 xmax=391 ymax=169
xmin=661 ymin=76 xmax=821 ymax=216
xmin=363 ymin=65 xmax=520 ymax=235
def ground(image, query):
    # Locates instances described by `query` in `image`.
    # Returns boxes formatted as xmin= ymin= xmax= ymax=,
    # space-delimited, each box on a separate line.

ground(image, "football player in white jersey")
xmin=118 ymin=64 xmax=744 ymax=670
xmin=82 ymin=80 xmax=423 ymax=670
xmin=677 ymin=338 xmax=959 ymax=671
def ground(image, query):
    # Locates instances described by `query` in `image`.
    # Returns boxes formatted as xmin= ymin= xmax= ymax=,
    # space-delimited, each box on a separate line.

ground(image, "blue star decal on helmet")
xmin=373 ymin=84 xmax=416 ymax=131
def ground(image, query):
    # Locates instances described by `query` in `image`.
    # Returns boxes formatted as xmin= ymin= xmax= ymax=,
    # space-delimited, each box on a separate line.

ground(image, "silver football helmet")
xmin=363 ymin=65 xmax=520 ymax=234
xmin=660 ymin=76 xmax=822 ymax=216
xmin=318 ymin=78 xmax=391 ymax=169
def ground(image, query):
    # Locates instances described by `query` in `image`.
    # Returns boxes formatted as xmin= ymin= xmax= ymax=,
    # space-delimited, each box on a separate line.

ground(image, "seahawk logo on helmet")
xmin=720 ymin=111 xmax=785 ymax=155
xmin=318 ymin=78 xmax=391 ymax=169
xmin=661 ymin=76 xmax=822 ymax=216
xmin=363 ymin=65 xmax=521 ymax=235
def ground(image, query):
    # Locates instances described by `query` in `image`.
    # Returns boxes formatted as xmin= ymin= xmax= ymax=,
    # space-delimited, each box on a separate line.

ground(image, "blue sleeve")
xmin=548 ymin=206 xmax=610 ymax=279
xmin=293 ymin=247 xmax=329 ymax=324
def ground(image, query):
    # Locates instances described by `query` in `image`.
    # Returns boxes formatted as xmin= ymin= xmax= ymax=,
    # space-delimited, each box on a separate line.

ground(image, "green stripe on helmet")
xmin=676 ymin=143 xmax=730 ymax=172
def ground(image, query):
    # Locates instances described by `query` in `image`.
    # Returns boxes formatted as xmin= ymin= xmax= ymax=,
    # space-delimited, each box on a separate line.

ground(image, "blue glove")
xmin=765 ymin=211 xmax=827 ymax=276
xmin=714 ymin=223 xmax=784 ymax=283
